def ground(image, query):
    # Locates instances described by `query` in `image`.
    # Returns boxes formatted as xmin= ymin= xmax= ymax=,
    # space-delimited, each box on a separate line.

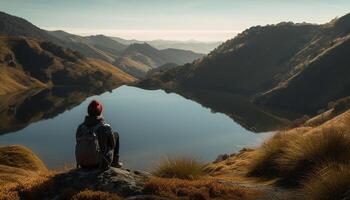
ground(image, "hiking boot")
xmin=111 ymin=162 xmax=123 ymax=168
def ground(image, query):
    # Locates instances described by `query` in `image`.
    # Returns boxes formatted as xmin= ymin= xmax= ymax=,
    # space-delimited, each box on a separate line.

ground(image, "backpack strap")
xmin=91 ymin=123 xmax=102 ymax=132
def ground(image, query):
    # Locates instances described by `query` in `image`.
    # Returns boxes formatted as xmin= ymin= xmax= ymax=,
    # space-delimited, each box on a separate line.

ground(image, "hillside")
xmin=112 ymin=37 xmax=221 ymax=54
xmin=116 ymin=43 xmax=203 ymax=78
xmin=0 ymin=11 xmax=204 ymax=78
xmin=140 ymin=13 xmax=350 ymax=118
xmin=255 ymin=14 xmax=350 ymax=114
xmin=48 ymin=31 xmax=127 ymax=63
xmin=146 ymin=63 xmax=178 ymax=77
xmin=0 ymin=36 xmax=135 ymax=95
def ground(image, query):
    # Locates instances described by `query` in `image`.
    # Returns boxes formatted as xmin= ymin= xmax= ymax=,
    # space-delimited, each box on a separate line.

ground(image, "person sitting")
xmin=75 ymin=100 xmax=121 ymax=170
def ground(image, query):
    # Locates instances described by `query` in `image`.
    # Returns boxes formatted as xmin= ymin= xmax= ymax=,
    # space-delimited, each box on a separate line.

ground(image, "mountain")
xmin=112 ymin=37 xmax=221 ymax=54
xmin=140 ymin=13 xmax=350 ymax=117
xmin=146 ymin=63 xmax=178 ymax=77
xmin=48 ymin=31 xmax=127 ymax=62
xmin=0 ymin=11 xmax=202 ymax=78
xmin=0 ymin=11 xmax=125 ymax=64
xmin=116 ymin=43 xmax=203 ymax=78
xmin=0 ymin=11 xmax=63 ymax=44
xmin=0 ymin=36 xmax=135 ymax=95
xmin=255 ymin=14 xmax=350 ymax=113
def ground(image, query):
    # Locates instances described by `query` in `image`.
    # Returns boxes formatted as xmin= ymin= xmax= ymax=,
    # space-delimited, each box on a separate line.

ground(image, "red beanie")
xmin=88 ymin=100 xmax=103 ymax=116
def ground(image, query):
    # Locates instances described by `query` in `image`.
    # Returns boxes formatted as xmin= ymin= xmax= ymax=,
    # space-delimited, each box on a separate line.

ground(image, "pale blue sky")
xmin=1 ymin=0 xmax=349 ymax=41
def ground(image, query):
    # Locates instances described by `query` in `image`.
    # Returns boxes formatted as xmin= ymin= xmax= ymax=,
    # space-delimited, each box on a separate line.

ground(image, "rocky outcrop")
xmin=47 ymin=167 xmax=166 ymax=199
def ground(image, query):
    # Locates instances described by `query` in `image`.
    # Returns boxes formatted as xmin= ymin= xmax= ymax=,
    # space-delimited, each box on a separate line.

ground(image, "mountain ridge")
xmin=0 ymin=11 xmax=204 ymax=78
xmin=0 ymin=36 xmax=135 ymax=95
xmin=140 ymin=13 xmax=350 ymax=118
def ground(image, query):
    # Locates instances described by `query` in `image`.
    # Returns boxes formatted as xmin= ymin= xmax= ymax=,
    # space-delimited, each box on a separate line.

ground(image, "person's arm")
xmin=104 ymin=125 xmax=116 ymax=150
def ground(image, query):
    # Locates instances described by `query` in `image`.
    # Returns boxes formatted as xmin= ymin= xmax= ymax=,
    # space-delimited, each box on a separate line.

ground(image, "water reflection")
xmin=0 ymin=87 xmax=108 ymax=135
xmin=0 ymin=86 xmax=276 ymax=169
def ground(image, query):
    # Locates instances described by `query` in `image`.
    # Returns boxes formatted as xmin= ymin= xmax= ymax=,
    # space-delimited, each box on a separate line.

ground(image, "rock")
xmin=134 ymin=170 xmax=153 ymax=177
xmin=50 ymin=167 xmax=148 ymax=198
xmin=214 ymin=154 xmax=229 ymax=163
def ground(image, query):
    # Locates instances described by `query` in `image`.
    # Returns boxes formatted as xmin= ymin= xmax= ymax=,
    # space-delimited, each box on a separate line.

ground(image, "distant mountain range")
xmin=116 ymin=43 xmax=203 ymax=77
xmin=140 ymin=13 xmax=350 ymax=117
xmin=0 ymin=11 xmax=205 ymax=80
xmin=112 ymin=37 xmax=222 ymax=54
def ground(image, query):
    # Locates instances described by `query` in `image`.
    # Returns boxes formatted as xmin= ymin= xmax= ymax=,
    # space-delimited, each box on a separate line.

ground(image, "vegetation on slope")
xmin=116 ymin=43 xmax=203 ymax=78
xmin=244 ymin=108 xmax=350 ymax=199
xmin=153 ymin=157 xmax=204 ymax=180
xmin=0 ymin=145 xmax=49 ymax=199
xmin=0 ymin=36 xmax=135 ymax=95
xmin=140 ymin=13 xmax=350 ymax=117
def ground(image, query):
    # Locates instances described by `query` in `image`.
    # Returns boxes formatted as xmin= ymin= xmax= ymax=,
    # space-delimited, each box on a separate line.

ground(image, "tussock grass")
xmin=278 ymin=127 xmax=350 ymax=185
xmin=0 ymin=145 xmax=46 ymax=172
xmin=303 ymin=163 xmax=350 ymax=200
xmin=71 ymin=190 xmax=122 ymax=200
xmin=248 ymin=126 xmax=350 ymax=186
xmin=144 ymin=177 xmax=256 ymax=200
xmin=0 ymin=145 xmax=50 ymax=200
xmin=248 ymin=125 xmax=350 ymax=186
xmin=247 ymin=127 xmax=310 ymax=178
xmin=153 ymin=156 xmax=205 ymax=179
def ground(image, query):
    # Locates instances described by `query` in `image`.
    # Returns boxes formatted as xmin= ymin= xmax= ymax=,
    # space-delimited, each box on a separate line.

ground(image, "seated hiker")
xmin=75 ymin=100 xmax=122 ymax=169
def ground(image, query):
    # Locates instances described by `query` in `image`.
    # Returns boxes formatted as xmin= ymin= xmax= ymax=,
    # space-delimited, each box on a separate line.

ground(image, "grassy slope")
xmin=140 ymin=13 xmax=350 ymax=118
xmin=0 ymin=36 xmax=135 ymax=95
xmin=0 ymin=145 xmax=47 ymax=186
xmin=205 ymin=108 xmax=350 ymax=199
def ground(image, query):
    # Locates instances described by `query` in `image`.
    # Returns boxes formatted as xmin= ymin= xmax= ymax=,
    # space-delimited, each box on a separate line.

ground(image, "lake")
xmin=0 ymin=86 xmax=272 ymax=170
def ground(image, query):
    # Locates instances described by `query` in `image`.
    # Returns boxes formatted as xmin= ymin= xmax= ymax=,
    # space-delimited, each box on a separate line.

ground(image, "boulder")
xmin=51 ymin=167 xmax=150 ymax=198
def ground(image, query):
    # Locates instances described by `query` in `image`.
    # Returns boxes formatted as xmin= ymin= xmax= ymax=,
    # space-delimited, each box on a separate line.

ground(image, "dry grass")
xmin=153 ymin=156 xmax=205 ymax=180
xmin=0 ymin=145 xmax=47 ymax=172
xmin=247 ymin=127 xmax=310 ymax=179
xmin=303 ymin=163 xmax=350 ymax=200
xmin=248 ymin=126 xmax=350 ymax=186
xmin=0 ymin=172 xmax=52 ymax=200
xmin=0 ymin=145 xmax=50 ymax=200
xmin=71 ymin=190 xmax=122 ymax=200
xmin=277 ymin=127 xmax=350 ymax=185
xmin=144 ymin=177 xmax=258 ymax=200
xmin=248 ymin=108 xmax=350 ymax=190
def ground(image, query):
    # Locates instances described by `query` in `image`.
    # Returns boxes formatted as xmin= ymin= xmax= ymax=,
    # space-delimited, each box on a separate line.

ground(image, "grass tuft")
xmin=247 ymin=128 xmax=308 ymax=178
xmin=304 ymin=163 xmax=350 ymax=200
xmin=0 ymin=145 xmax=47 ymax=172
xmin=153 ymin=156 xmax=204 ymax=179
xmin=277 ymin=127 xmax=350 ymax=185
xmin=71 ymin=190 xmax=122 ymax=200
xmin=248 ymin=125 xmax=350 ymax=186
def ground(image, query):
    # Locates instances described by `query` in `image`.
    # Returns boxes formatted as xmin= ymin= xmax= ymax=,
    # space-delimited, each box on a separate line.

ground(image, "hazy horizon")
xmin=1 ymin=0 xmax=350 ymax=41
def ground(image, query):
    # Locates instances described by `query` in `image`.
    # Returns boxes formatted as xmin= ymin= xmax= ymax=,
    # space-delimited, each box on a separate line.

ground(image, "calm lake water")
xmin=0 ymin=86 xmax=272 ymax=170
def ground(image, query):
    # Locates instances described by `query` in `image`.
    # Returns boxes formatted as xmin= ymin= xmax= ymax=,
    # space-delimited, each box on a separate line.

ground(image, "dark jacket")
xmin=76 ymin=116 xmax=116 ymax=168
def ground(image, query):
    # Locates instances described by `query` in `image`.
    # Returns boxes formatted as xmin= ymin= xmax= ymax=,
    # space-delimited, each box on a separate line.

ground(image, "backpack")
xmin=75 ymin=124 xmax=101 ymax=167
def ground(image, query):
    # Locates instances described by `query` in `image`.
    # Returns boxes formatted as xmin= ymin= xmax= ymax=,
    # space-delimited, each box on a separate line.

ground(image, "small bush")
xmin=71 ymin=190 xmax=121 ymax=200
xmin=304 ymin=163 xmax=350 ymax=200
xmin=153 ymin=157 xmax=204 ymax=179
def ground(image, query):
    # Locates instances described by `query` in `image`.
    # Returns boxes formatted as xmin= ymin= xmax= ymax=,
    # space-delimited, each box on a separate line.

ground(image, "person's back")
xmin=75 ymin=100 xmax=121 ymax=170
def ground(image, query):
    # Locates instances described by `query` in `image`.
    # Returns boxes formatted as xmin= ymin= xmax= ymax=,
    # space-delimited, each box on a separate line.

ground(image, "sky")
xmin=1 ymin=0 xmax=350 ymax=41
